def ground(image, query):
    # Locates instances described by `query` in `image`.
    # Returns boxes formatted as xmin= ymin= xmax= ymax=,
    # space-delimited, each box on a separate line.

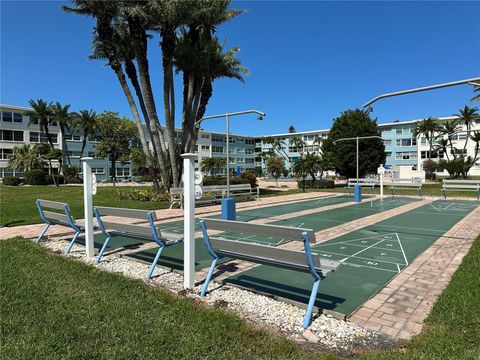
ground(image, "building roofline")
xmin=0 ymin=104 xmax=33 ymax=111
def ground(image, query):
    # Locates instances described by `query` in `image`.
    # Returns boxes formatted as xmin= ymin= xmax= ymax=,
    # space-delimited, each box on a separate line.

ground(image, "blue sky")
xmin=1 ymin=1 xmax=479 ymax=136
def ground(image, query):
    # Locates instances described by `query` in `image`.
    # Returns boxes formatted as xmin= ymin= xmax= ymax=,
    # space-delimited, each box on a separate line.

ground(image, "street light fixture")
xmin=195 ymin=109 xmax=266 ymax=196
xmin=332 ymin=135 xmax=383 ymax=181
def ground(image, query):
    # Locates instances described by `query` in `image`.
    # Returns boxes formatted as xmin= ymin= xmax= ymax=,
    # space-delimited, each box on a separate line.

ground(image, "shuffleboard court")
xmin=156 ymin=194 xmax=352 ymax=236
xmin=225 ymin=200 xmax=478 ymax=317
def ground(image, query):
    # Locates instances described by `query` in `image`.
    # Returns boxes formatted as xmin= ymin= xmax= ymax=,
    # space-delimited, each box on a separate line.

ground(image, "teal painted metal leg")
xmin=147 ymin=246 xmax=164 ymax=279
xmin=201 ymin=258 xmax=219 ymax=297
xmin=65 ymin=230 xmax=81 ymax=254
xmin=96 ymin=236 xmax=112 ymax=264
xmin=36 ymin=224 xmax=50 ymax=243
xmin=303 ymin=279 xmax=321 ymax=328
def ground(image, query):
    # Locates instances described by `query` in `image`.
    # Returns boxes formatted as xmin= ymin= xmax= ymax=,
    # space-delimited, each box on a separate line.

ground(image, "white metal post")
xmin=356 ymin=137 xmax=359 ymax=182
xmin=81 ymin=157 xmax=95 ymax=258
xmin=182 ymin=153 xmax=197 ymax=289
xmin=225 ymin=113 xmax=230 ymax=197
xmin=380 ymin=172 xmax=384 ymax=199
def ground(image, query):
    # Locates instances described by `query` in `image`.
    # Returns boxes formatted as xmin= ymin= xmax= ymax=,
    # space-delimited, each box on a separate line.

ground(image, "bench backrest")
xmin=443 ymin=179 xmax=480 ymax=186
xmin=208 ymin=237 xmax=338 ymax=273
xmin=347 ymin=178 xmax=376 ymax=186
xmin=36 ymin=199 xmax=76 ymax=228
xmin=170 ymin=187 xmax=183 ymax=195
xmin=200 ymin=218 xmax=316 ymax=243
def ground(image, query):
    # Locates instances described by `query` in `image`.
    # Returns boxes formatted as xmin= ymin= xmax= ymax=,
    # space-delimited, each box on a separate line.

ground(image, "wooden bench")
xmin=345 ymin=178 xmax=376 ymax=196
xmin=170 ymin=184 xmax=259 ymax=208
xmin=35 ymin=199 xmax=85 ymax=254
xmin=442 ymin=179 xmax=480 ymax=200
xmin=390 ymin=178 xmax=423 ymax=198
xmin=198 ymin=218 xmax=341 ymax=328
xmin=94 ymin=206 xmax=183 ymax=279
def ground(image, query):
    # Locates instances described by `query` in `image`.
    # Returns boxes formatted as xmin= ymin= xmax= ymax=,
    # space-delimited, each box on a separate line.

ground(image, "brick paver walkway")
xmin=0 ymin=192 xmax=339 ymax=240
xmin=349 ymin=205 xmax=480 ymax=339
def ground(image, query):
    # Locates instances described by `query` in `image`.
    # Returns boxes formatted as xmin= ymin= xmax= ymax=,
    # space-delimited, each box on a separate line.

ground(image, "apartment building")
xmin=2 ymin=103 xmax=479 ymax=179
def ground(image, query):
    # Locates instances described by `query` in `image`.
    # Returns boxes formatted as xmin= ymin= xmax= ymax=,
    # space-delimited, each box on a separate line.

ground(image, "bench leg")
xmin=201 ymin=257 xmax=219 ymax=297
xmin=65 ymin=230 xmax=81 ymax=254
xmin=96 ymin=235 xmax=112 ymax=264
xmin=304 ymin=278 xmax=321 ymax=329
xmin=442 ymin=189 xmax=447 ymax=199
xmin=35 ymin=224 xmax=50 ymax=243
xmin=147 ymin=246 xmax=164 ymax=279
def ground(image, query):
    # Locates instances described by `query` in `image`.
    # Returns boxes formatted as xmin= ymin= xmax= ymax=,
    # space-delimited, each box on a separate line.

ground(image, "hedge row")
xmin=297 ymin=179 xmax=335 ymax=189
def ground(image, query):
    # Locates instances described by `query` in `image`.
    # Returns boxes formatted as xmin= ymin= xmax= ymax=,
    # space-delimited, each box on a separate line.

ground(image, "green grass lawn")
xmin=0 ymin=184 xmax=324 ymax=227
xmin=1 ymin=236 xmax=479 ymax=359
xmin=0 ymin=238 xmax=321 ymax=360
xmin=0 ymin=185 xmax=170 ymax=227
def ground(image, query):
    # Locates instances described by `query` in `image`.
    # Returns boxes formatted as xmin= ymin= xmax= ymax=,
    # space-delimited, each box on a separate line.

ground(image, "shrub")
xmin=140 ymin=175 xmax=153 ymax=182
xmin=116 ymin=188 xmax=170 ymax=202
xmin=2 ymin=176 xmax=21 ymax=186
xmin=65 ymin=177 xmax=83 ymax=184
xmin=64 ymin=166 xmax=80 ymax=178
xmin=46 ymin=175 xmax=65 ymax=185
xmin=25 ymin=169 xmax=47 ymax=185
xmin=297 ymin=179 xmax=335 ymax=189
xmin=240 ymin=171 xmax=257 ymax=188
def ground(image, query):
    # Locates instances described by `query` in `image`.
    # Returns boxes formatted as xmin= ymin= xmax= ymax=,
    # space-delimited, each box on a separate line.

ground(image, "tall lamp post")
xmin=195 ymin=109 xmax=266 ymax=197
xmin=332 ymin=135 xmax=383 ymax=181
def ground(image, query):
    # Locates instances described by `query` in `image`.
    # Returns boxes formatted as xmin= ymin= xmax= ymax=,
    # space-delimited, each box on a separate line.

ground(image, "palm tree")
xmin=435 ymin=138 xmax=450 ymax=161
xmin=8 ymin=145 xmax=45 ymax=172
xmin=74 ymin=110 xmax=97 ymax=157
xmin=470 ymin=131 xmax=480 ymax=160
xmin=27 ymin=99 xmax=54 ymax=147
xmin=52 ymin=102 xmax=75 ymax=167
xmin=453 ymin=105 xmax=480 ymax=151
xmin=440 ymin=119 xmax=460 ymax=158
xmin=88 ymin=21 xmax=165 ymax=190
xmin=413 ymin=117 xmax=440 ymax=160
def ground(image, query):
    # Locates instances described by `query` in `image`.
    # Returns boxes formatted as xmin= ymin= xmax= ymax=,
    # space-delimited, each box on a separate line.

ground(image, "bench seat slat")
xmin=202 ymin=219 xmax=315 ymax=243
xmin=43 ymin=210 xmax=70 ymax=224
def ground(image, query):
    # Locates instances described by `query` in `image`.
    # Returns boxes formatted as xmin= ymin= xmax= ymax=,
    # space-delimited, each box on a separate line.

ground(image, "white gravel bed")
xmin=37 ymin=236 xmax=394 ymax=352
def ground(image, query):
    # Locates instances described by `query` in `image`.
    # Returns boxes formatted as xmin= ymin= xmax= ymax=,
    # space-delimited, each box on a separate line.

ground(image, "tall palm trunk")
xmin=111 ymin=60 xmax=164 ymax=190
xmin=80 ymin=134 xmax=88 ymax=158
xmin=161 ymin=29 xmax=180 ymax=187
xmin=126 ymin=15 xmax=171 ymax=186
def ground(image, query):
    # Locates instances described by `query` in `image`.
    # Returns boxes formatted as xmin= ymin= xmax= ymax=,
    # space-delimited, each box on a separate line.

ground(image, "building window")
xmin=200 ymin=133 xmax=210 ymax=139
xmin=92 ymin=167 xmax=105 ymax=174
xmin=212 ymin=146 xmax=223 ymax=153
xmin=0 ymin=149 xmax=13 ymax=160
xmin=1 ymin=130 xmax=24 ymax=142
xmin=383 ymin=140 xmax=391 ymax=146
xmin=30 ymin=132 xmax=57 ymax=144
xmin=201 ymin=145 xmax=210 ymax=151
xmin=288 ymin=146 xmax=301 ymax=153
xmin=421 ymin=151 xmax=440 ymax=159
xmin=451 ymin=148 xmax=467 ymax=155
xmin=115 ymin=168 xmax=130 ymax=177
xmin=64 ymin=134 xmax=81 ymax=141
xmin=212 ymin=135 xmax=225 ymax=143
xmin=237 ymin=158 xmax=245 ymax=163
xmin=2 ymin=112 xmax=13 ymax=122
xmin=245 ymin=158 xmax=255 ymax=164
xmin=454 ymin=133 xmax=468 ymax=140
xmin=245 ymin=139 xmax=255 ymax=145
xmin=395 ymin=152 xmax=417 ymax=160
xmin=245 ymin=148 xmax=254 ymax=155
xmin=13 ymin=113 xmax=23 ymax=123
xmin=396 ymin=138 xmax=416 ymax=147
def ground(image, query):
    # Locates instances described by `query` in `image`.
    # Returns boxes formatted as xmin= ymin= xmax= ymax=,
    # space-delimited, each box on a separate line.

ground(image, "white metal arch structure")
xmin=363 ymin=77 xmax=480 ymax=108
